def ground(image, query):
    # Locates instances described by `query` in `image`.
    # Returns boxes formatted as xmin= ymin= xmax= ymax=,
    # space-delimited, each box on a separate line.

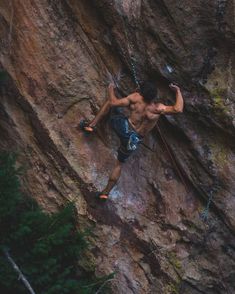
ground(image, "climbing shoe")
xmin=79 ymin=119 xmax=96 ymax=133
xmin=96 ymin=192 xmax=109 ymax=202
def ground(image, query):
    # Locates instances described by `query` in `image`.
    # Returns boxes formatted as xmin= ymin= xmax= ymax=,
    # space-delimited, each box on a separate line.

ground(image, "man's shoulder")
xmin=128 ymin=92 xmax=143 ymax=102
xmin=154 ymin=103 xmax=165 ymax=112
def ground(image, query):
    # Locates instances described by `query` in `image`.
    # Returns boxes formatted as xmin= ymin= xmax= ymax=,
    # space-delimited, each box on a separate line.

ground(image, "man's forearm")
xmin=108 ymin=85 xmax=117 ymax=104
xmin=107 ymin=84 xmax=131 ymax=107
xmin=174 ymin=88 xmax=184 ymax=112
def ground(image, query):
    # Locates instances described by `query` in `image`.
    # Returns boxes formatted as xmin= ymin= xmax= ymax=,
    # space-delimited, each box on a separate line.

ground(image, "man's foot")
xmin=79 ymin=119 xmax=96 ymax=133
xmin=96 ymin=192 xmax=109 ymax=202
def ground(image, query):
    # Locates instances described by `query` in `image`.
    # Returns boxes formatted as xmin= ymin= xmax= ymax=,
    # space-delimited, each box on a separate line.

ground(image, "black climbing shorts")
xmin=109 ymin=108 xmax=143 ymax=163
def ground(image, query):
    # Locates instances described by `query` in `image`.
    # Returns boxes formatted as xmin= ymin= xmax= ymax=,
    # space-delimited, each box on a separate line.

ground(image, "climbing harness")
xmin=127 ymin=133 xmax=141 ymax=151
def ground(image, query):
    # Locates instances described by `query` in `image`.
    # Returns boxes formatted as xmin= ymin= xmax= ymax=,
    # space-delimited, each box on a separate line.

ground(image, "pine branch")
xmin=95 ymin=278 xmax=114 ymax=294
xmin=2 ymin=248 xmax=36 ymax=294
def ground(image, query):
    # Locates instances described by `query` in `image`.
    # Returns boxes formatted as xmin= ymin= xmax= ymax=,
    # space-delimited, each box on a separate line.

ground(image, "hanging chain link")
xmin=118 ymin=10 xmax=141 ymax=89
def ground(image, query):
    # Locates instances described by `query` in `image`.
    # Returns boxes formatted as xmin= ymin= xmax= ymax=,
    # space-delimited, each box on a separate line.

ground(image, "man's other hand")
xmin=169 ymin=83 xmax=180 ymax=92
xmin=108 ymin=83 xmax=115 ymax=91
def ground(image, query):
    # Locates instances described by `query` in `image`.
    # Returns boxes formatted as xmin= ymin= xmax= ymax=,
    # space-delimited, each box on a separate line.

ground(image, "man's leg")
xmin=99 ymin=141 xmax=132 ymax=197
xmin=101 ymin=159 xmax=122 ymax=195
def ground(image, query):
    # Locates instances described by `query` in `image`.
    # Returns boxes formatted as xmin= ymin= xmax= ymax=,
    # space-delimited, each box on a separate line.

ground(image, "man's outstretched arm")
xmin=157 ymin=84 xmax=184 ymax=114
xmin=108 ymin=84 xmax=131 ymax=107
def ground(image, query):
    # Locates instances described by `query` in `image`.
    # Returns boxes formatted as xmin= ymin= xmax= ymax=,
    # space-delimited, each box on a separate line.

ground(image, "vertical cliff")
xmin=0 ymin=1 xmax=234 ymax=293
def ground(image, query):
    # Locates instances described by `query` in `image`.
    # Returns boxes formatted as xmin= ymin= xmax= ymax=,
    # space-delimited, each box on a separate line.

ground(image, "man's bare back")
xmin=81 ymin=81 xmax=184 ymax=200
xmin=109 ymin=83 xmax=184 ymax=137
xmin=127 ymin=92 xmax=161 ymax=136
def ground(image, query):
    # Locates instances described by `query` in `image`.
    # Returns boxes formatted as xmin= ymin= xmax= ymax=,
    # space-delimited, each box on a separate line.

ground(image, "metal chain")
xmin=118 ymin=10 xmax=141 ymax=89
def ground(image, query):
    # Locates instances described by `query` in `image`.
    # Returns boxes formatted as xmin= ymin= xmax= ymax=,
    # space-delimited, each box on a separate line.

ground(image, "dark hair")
xmin=139 ymin=81 xmax=158 ymax=103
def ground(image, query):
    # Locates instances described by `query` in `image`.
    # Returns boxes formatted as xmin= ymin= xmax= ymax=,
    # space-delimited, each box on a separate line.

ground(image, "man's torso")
xmin=127 ymin=93 xmax=160 ymax=136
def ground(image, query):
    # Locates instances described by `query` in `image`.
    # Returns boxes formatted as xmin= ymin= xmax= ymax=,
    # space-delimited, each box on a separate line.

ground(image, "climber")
xmin=80 ymin=82 xmax=184 ymax=200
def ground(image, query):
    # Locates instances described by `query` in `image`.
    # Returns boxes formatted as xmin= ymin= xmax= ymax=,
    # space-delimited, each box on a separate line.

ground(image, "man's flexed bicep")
xmin=108 ymin=84 xmax=131 ymax=107
xmin=156 ymin=84 xmax=184 ymax=114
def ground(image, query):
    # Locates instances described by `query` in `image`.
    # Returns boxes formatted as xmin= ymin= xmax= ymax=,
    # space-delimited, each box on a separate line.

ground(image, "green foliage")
xmin=210 ymin=88 xmax=227 ymax=112
xmin=0 ymin=71 xmax=8 ymax=82
xmin=165 ymin=282 xmax=180 ymax=294
xmin=0 ymin=153 xmax=112 ymax=293
xmin=167 ymin=252 xmax=182 ymax=271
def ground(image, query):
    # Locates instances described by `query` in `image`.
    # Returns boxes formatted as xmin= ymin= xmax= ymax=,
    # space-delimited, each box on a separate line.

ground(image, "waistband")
xmin=127 ymin=119 xmax=143 ymax=139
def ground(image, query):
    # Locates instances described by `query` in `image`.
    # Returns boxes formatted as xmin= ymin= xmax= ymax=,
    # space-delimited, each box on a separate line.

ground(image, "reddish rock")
xmin=0 ymin=1 xmax=234 ymax=293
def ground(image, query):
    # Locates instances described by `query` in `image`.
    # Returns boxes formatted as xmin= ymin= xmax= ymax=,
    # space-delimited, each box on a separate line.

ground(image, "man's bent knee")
xmin=117 ymin=148 xmax=132 ymax=163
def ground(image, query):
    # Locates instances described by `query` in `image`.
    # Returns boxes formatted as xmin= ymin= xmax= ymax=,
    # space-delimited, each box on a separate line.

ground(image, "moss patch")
xmin=167 ymin=252 xmax=182 ymax=271
xmin=210 ymin=88 xmax=227 ymax=112
xmin=210 ymin=142 xmax=228 ymax=167
xmin=165 ymin=281 xmax=180 ymax=294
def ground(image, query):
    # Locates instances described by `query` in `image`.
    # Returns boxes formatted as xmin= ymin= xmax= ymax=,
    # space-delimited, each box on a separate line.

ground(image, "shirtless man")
xmin=80 ymin=82 xmax=184 ymax=200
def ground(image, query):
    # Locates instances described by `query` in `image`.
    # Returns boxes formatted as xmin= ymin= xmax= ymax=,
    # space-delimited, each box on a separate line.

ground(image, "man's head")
xmin=139 ymin=81 xmax=158 ymax=103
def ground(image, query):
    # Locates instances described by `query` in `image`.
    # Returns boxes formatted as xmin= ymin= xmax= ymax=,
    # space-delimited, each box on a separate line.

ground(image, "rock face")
xmin=0 ymin=0 xmax=234 ymax=293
